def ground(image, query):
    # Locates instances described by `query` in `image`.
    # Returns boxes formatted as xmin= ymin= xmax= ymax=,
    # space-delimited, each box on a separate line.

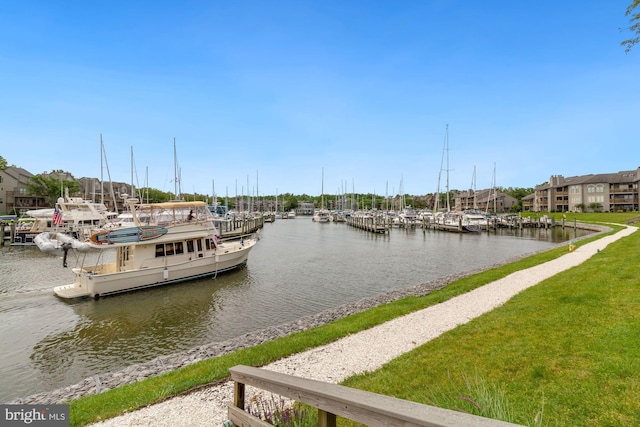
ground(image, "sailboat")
xmin=461 ymin=165 xmax=488 ymax=230
xmin=432 ymin=125 xmax=479 ymax=233
xmin=313 ymin=168 xmax=331 ymax=223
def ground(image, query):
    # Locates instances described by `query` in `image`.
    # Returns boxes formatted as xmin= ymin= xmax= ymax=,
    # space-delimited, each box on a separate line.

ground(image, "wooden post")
xmin=233 ymin=380 xmax=245 ymax=409
xmin=318 ymin=409 xmax=337 ymax=427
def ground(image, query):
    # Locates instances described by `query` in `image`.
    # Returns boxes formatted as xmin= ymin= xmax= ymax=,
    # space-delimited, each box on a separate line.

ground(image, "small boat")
xmin=34 ymin=231 xmax=91 ymax=253
xmin=53 ymin=199 xmax=258 ymax=299
xmin=462 ymin=209 xmax=488 ymax=231
xmin=398 ymin=206 xmax=418 ymax=226
xmin=312 ymin=208 xmax=331 ymax=223
xmin=90 ymin=225 xmax=168 ymax=244
xmin=433 ymin=212 xmax=480 ymax=233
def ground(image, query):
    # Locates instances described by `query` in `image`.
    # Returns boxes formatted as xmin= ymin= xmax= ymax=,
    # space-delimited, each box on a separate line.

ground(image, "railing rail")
xmin=228 ymin=365 xmax=522 ymax=427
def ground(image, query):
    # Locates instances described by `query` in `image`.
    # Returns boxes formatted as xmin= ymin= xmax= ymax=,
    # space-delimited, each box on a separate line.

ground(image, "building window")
xmin=596 ymin=184 xmax=604 ymax=192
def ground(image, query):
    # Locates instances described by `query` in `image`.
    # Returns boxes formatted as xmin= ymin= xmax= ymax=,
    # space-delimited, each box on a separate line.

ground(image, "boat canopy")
xmin=128 ymin=200 xmax=212 ymax=226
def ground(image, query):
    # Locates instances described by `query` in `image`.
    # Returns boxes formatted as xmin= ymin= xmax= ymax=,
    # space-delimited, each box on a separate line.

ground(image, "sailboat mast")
xmin=493 ymin=162 xmax=497 ymax=214
xmin=100 ymin=134 xmax=104 ymax=205
xmin=130 ymin=146 xmax=135 ymax=200
xmin=445 ymin=124 xmax=450 ymax=212
xmin=471 ymin=165 xmax=477 ymax=210
xmin=212 ymin=179 xmax=217 ymax=208
xmin=173 ymin=138 xmax=178 ymax=200
xmin=321 ymin=167 xmax=325 ymax=209
xmin=145 ymin=166 xmax=149 ymax=203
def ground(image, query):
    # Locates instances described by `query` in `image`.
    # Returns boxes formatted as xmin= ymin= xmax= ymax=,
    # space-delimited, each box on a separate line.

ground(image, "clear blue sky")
xmin=1 ymin=1 xmax=639 ymax=199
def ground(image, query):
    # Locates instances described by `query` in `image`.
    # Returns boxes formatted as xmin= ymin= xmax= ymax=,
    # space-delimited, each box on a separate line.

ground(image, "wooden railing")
xmin=228 ymin=365 xmax=521 ymax=427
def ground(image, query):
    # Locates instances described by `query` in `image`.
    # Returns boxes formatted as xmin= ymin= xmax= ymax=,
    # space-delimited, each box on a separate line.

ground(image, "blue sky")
xmin=1 ymin=1 xmax=639 ymax=199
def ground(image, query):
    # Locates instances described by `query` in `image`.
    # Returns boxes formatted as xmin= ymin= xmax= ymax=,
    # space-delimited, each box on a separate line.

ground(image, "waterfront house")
xmin=0 ymin=167 xmax=48 ymax=215
xmin=530 ymin=168 xmax=640 ymax=212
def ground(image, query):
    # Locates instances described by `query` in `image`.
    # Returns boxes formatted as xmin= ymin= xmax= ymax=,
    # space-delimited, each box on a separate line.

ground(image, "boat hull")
xmin=54 ymin=239 xmax=256 ymax=299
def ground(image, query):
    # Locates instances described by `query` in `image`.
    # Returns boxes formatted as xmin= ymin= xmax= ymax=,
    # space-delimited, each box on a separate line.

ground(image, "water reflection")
xmin=30 ymin=268 xmax=251 ymax=384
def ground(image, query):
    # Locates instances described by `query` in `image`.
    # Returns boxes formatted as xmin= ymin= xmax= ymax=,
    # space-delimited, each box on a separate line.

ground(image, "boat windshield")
xmin=132 ymin=203 xmax=212 ymax=226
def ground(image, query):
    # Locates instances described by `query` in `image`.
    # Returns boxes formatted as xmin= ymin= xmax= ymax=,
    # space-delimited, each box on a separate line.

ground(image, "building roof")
xmin=0 ymin=167 xmax=33 ymax=183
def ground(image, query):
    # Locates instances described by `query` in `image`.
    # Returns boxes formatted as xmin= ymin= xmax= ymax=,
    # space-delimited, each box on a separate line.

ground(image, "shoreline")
xmin=9 ymin=225 xmax=607 ymax=405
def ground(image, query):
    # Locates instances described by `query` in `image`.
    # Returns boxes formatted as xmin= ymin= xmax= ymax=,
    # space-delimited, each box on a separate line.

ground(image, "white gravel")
xmin=92 ymin=226 xmax=636 ymax=427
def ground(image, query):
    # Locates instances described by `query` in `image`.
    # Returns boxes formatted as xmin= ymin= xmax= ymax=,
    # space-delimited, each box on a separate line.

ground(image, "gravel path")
xmin=92 ymin=225 xmax=636 ymax=426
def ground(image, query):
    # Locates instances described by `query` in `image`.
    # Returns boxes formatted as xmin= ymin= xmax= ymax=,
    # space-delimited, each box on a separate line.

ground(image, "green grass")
xmin=68 ymin=215 xmax=636 ymax=426
xmin=340 ymin=218 xmax=640 ymax=426
xmin=522 ymin=211 xmax=640 ymax=225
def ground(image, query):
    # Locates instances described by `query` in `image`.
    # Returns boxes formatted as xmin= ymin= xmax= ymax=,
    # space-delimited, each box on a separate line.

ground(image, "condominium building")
xmin=527 ymin=168 xmax=640 ymax=213
xmin=454 ymin=188 xmax=518 ymax=213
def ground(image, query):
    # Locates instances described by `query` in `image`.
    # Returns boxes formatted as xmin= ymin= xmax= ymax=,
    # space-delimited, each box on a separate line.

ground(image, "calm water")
xmin=0 ymin=218 xmax=586 ymax=402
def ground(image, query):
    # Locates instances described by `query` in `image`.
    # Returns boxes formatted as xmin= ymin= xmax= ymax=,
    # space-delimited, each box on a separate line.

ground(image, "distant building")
xmin=0 ymin=167 xmax=47 ymax=214
xmin=296 ymin=201 xmax=315 ymax=215
xmin=530 ymin=168 xmax=640 ymax=212
xmin=521 ymin=193 xmax=534 ymax=212
xmin=77 ymin=177 xmax=134 ymax=212
xmin=454 ymin=189 xmax=518 ymax=213
xmin=0 ymin=167 xmax=136 ymax=214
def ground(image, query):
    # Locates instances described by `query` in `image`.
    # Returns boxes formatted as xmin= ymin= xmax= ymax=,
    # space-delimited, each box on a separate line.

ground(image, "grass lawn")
xmin=341 ymin=215 xmax=640 ymax=426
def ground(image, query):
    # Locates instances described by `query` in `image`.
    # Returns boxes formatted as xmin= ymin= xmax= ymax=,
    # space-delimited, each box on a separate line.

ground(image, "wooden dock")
xmin=215 ymin=216 xmax=265 ymax=239
xmin=346 ymin=215 xmax=388 ymax=233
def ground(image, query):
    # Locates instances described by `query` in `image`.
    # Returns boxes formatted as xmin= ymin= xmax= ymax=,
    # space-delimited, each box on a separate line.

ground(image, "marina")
xmin=0 ymin=217 xmax=589 ymax=403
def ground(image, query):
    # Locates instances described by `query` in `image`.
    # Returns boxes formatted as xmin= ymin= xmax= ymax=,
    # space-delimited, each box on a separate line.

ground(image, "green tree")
xmin=27 ymin=175 xmax=80 ymax=205
xmin=588 ymin=202 xmax=603 ymax=212
xmin=0 ymin=155 xmax=7 ymax=170
xmin=137 ymin=188 xmax=173 ymax=203
xmin=622 ymin=0 xmax=640 ymax=53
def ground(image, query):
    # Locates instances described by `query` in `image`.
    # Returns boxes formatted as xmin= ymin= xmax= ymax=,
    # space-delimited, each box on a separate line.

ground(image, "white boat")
xmin=398 ymin=206 xmax=418 ymax=226
xmin=313 ymin=168 xmax=330 ymax=223
xmin=34 ymin=231 xmax=91 ymax=254
xmin=14 ymin=194 xmax=118 ymax=246
xmin=418 ymin=210 xmax=435 ymax=223
xmin=461 ymin=209 xmax=488 ymax=230
xmin=433 ymin=211 xmax=480 ymax=233
xmin=287 ymin=210 xmax=296 ymax=219
xmin=53 ymin=199 xmax=258 ymax=299
xmin=312 ymin=209 xmax=331 ymax=223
